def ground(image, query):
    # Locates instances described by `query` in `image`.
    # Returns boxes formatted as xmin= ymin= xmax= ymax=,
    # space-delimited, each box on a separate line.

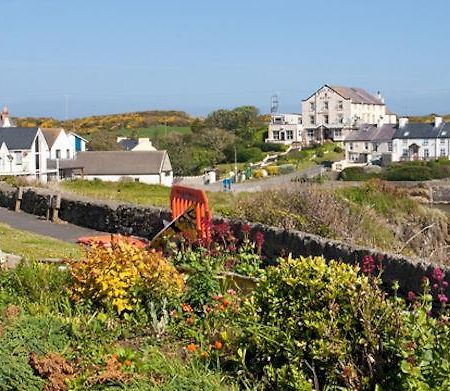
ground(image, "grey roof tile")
xmin=0 ymin=127 xmax=39 ymax=150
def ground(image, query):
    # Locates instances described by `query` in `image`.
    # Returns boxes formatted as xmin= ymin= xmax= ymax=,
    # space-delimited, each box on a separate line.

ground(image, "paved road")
xmin=0 ymin=206 xmax=106 ymax=243
xmin=180 ymin=165 xmax=326 ymax=193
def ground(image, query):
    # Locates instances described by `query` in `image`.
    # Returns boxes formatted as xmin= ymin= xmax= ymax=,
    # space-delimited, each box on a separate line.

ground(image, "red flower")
xmin=241 ymin=223 xmax=251 ymax=234
xmin=182 ymin=303 xmax=193 ymax=313
xmin=254 ymin=231 xmax=264 ymax=249
xmin=361 ymin=255 xmax=375 ymax=275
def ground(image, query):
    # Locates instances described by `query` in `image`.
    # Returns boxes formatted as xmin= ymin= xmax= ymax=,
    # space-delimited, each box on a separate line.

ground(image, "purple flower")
xmin=438 ymin=293 xmax=448 ymax=304
xmin=433 ymin=283 xmax=439 ymax=290
xmin=361 ymin=255 xmax=376 ymax=275
xmin=443 ymin=281 xmax=449 ymax=288
xmin=432 ymin=267 xmax=445 ymax=283
xmin=407 ymin=291 xmax=417 ymax=302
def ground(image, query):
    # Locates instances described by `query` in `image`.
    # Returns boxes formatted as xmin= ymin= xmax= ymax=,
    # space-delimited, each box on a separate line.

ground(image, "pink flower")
xmin=227 ymin=289 xmax=236 ymax=296
xmin=432 ymin=267 xmax=445 ymax=282
xmin=433 ymin=283 xmax=439 ymax=290
xmin=443 ymin=281 xmax=449 ymax=288
xmin=438 ymin=293 xmax=448 ymax=304
xmin=361 ymin=255 xmax=375 ymax=275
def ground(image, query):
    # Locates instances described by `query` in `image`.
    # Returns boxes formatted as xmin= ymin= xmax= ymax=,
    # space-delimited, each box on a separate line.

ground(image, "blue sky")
xmin=1 ymin=0 xmax=450 ymax=118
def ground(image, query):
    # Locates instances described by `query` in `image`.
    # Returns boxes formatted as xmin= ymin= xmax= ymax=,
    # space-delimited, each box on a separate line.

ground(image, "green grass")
xmin=0 ymin=223 xmax=82 ymax=261
xmin=60 ymin=180 xmax=235 ymax=216
xmin=117 ymin=125 xmax=191 ymax=138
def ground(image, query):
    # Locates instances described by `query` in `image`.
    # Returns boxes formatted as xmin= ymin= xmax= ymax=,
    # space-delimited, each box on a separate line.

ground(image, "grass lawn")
xmin=60 ymin=180 xmax=235 ymax=216
xmin=0 ymin=223 xmax=82 ymax=261
xmin=117 ymin=125 xmax=191 ymax=138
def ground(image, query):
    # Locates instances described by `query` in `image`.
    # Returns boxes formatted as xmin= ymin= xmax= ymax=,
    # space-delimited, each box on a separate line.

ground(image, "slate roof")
xmin=59 ymin=151 xmax=172 ymax=175
xmin=118 ymin=139 xmax=138 ymax=151
xmin=329 ymin=85 xmax=384 ymax=105
xmin=0 ymin=127 xmax=39 ymax=150
xmin=392 ymin=122 xmax=450 ymax=139
xmin=41 ymin=128 xmax=63 ymax=148
xmin=345 ymin=124 xmax=396 ymax=142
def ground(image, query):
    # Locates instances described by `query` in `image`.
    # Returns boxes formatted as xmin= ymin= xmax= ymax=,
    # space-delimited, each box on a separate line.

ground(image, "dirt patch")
xmin=2 ymin=304 xmax=21 ymax=321
xmin=29 ymin=352 xmax=75 ymax=391
xmin=87 ymin=355 xmax=131 ymax=386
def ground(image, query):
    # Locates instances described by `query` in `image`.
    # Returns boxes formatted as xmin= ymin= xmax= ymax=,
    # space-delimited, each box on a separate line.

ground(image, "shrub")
xmin=252 ymin=169 xmax=265 ymax=178
xmin=265 ymin=166 xmax=279 ymax=176
xmin=69 ymin=240 xmax=185 ymax=314
xmin=339 ymin=166 xmax=379 ymax=181
xmin=277 ymin=164 xmax=295 ymax=174
xmin=334 ymin=145 xmax=344 ymax=153
xmin=241 ymin=256 xmax=403 ymax=390
xmin=260 ymin=143 xmax=287 ymax=152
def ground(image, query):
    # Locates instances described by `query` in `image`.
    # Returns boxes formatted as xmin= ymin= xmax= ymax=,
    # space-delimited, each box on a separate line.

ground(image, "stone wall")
xmin=0 ymin=183 xmax=445 ymax=295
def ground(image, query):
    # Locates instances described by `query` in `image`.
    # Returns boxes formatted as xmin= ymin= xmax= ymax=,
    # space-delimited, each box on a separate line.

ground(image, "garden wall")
xmin=0 ymin=182 xmax=445 ymax=295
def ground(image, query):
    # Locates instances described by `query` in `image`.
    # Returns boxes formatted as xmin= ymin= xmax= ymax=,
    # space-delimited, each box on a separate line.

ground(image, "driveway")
xmin=0 ymin=206 xmax=106 ymax=243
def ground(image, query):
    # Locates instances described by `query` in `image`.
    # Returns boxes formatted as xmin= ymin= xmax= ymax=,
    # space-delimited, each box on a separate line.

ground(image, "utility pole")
xmin=234 ymin=146 xmax=237 ymax=180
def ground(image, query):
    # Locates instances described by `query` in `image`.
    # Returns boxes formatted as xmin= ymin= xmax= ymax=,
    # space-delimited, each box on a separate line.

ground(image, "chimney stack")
xmin=377 ymin=91 xmax=385 ymax=104
xmin=435 ymin=116 xmax=443 ymax=128
xmin=1 ymin=106 xmax=11 ymax=127
xmin=399 ymin=117 xmax=409 ymax=128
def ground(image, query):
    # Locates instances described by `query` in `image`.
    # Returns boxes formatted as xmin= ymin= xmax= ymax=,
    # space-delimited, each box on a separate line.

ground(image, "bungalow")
xmin=391 ymin=117 xmax=450 ymax=161
xmin=0 ymin=127 xmax=52 ymax=182
xmin=59 ymin=150 xmax=173 ymax=186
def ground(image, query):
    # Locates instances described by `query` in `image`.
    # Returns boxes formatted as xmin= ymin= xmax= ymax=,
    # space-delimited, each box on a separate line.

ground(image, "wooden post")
xmin=45 ymin=195 xmax=51 ymax=220
xmin=51 ymin=193 xmax=61 ymax=222
xmin=14 ymin=187 xmax=23 ymax=212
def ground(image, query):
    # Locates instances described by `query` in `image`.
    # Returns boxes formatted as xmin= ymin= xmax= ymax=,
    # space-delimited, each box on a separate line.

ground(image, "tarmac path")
xmin=0 ymin=206 xmax=106 ymax=243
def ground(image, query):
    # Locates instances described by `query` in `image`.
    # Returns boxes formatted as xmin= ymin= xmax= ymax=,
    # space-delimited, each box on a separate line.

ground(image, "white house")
xmin=301 ymin=85 xmax=396 ymax=144
xmin=117 ymin=137 xmax=157 ymax=151
xmin=41 ymin=128 xmax=74 ymax=160
xmin=0 ymin=127 xmax=53 ymax=182
xmin=59 ymin=150 xmax=173 ymax=186
xmin=265 ymin=114 xmax=304 ymax=145
xmin=391 ymin=117 xmax=450 ymax=161
xmin=68 ymin=132 xmax=87 ymax=154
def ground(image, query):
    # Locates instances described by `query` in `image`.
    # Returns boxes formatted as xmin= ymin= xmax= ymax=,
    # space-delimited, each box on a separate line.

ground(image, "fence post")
xmin=14 ymin=187 xmax=23 ymax=212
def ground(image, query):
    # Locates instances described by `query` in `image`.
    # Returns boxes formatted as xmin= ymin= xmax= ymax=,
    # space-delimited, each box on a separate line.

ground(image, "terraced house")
xmin=391 ymin=117 xmax=450 ymax=161
xmin=301 ymin=84 xmax=397 ymax=144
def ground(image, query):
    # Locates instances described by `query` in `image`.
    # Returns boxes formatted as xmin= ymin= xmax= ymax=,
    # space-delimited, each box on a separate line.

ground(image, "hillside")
xmin=14 ymin=110 xmax=194 ymax=137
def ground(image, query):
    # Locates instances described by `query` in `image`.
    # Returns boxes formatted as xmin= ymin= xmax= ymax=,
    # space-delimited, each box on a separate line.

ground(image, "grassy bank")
xmin=0 ymin=223 xmax=81 ymax=261
xmin=59 ymin=180 xmax=234 ymax=216
xmin=117 ymin=125 xmax=191 ymax=138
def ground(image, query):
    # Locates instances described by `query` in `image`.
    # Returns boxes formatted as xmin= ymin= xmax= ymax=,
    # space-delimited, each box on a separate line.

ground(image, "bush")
xmin=339 ymin=167 xmax=379 ymax=181
xmin=260 ymin=143 xmax=287 ymax=153
xmin=241 ymin=256 xmax=403 ymax=390
xmin=277 ymin=164 xmax=295 ymax=174
xmin=252 ymin=169 xmax=265 ymax=178
xmin=334 ymin=145 xmax=344 ymax=153
xmin=265 ymin=166 xmax=279 ymax=176
xmin=69 ymin=240 xmax=185 ymax=314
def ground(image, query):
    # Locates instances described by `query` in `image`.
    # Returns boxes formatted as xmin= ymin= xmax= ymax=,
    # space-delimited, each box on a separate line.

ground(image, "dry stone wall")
xmin=0 ymin=182 xmax=446 ymax=296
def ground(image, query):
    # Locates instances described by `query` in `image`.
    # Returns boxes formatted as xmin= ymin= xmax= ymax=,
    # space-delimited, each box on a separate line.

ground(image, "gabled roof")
xmin=59 ymin=151 xmax=172 ymax=175
xmin=118 ymin=139 xmax=138 ymax=151
xmin=302 ymin=84 xmax=384 ymax=105
xmin=68 ymin=132 xmax=89 ymax=142
xmin=345 ymin=124 xmax=396 ymax=142
xmin=0 ymin=127 xmax=39 ymax=150
xmin=329 ymin=85 xmax=384 ymax=105
xmin=392 ymin=122 xmax=450 ymax=139
xmin=41 ymin=128 xmax=64 ymax=149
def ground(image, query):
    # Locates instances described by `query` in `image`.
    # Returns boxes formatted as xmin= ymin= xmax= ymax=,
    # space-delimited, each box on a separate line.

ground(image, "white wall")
xmin=49 ymin=131 xmax=74 ymax=160
xmin=81 ymin=173 xmax=173 ymax=186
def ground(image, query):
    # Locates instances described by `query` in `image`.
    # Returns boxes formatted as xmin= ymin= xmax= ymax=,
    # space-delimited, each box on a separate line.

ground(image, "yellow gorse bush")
xmin=69 ymin=240 xmax=184 ymax=314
